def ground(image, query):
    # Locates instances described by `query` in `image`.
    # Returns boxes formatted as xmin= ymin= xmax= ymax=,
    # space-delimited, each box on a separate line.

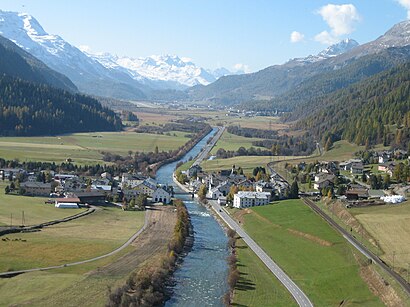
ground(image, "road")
xmin=268 ymin=156 xmax=410 ymax=298
xmin=208 ymin=199 xmax=313 ymax=307
xmin=192 ymin=126 xmax=225 ymax=166
xmin=0 ymin=208 xmax=151 ymax=277
xmin=302 ymin=197 xmax=410 ymax=297
xmin=175 ymin=126 xmax=313 ymax=306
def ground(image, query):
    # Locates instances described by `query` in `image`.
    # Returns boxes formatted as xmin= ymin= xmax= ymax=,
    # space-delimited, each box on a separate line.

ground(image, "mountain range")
xmin=1 ymin=8 xmax=410 ymax=114
xmin=0 ymin=9 xmax=235 ymax=100
xmin=287 ymin=38 xmax=359 ymax=65
xmin=0 ymin=34 xmax=76 ymax=92
xmin=188 ymin=21 xmax=410 ymax=105
xmin=82 ymin=49 xmax=235 ymax=89
xmin=0 ymin=33 xmax=122 ymax=136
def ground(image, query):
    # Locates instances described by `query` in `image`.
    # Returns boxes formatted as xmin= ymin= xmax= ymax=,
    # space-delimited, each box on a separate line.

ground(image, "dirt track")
xmin=90 ymin=206 xmax=176 ymax=278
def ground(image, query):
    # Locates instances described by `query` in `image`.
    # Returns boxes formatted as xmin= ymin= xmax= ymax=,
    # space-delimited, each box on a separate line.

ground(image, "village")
xmin=0 ymin=146 xmax=408 ymax=214
xmin=177 ymin=147 xmax=409 ymax=209
xmin=0 ymin=167 xmax=173 ymax=210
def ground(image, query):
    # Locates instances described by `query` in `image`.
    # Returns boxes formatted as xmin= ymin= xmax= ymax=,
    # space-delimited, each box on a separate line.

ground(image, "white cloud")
xmin=314 ymin=30 xmax=339 ymax=45
xmin=315 ymin=4 xmax=360 ymax=44
xmin=290 ymin=31 xmax=305 ymax=43
xmin=233 ymin=63 xmax=251 ymax=73
xmin=397 ymin=0 xmax=410 ymax=19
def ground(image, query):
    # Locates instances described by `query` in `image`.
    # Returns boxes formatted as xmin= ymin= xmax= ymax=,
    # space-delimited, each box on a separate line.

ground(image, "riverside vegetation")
xmin=106 ymin=199 xmax=190 ymax=306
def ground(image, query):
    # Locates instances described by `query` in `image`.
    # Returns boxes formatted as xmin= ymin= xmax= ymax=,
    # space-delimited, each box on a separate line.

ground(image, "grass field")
xmin=176 ymin=159 xmax=195 ymax=173
xmin=233 ymin=239 xmax=297 ymax=307
xmin=0 ymin=245 xmax=136 ymax=307
xmin=0 ymin=206 xmax=174 ymax=307
xmin=350 ymin=200 xmax=410 ymax=272
xmin=202 ymin=155 xmax=304 ymax=175
xmin=209 ymin=115 xmax=287 ymax=130
xmin=136 ymin=111 xmax=181 ymax=126
xmin=0 ymin=131 xmax=190 ymax=164
xmin=0 ymin=182 xmax=85 ymax=227
xmin=240 ymin=200 xmax=382 ymax=306
xmin=211 ymin=131 xmax=266 ymax=154
xmin=0 ymin=206 xmax=145 ymax=272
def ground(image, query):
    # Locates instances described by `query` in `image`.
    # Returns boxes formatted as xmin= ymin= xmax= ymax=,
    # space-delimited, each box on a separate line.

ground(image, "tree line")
xmin=0 ymin=74 xmax=122 ymax=136
xmin=297 ymin=62 xmax=410 ymax=149
xmin=107 ymin=200 xmax=190 ymax=306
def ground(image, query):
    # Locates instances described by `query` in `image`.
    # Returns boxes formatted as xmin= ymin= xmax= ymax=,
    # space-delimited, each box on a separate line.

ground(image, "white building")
xmin=207 ymin=187 xmax=224 ymax=200
xmin=55 ymin=202 xmax=79 ymax=209
xmin=152 ymin=187 xmax=171 ymax=204
xmin=233 ymin=191 xmax=271 ymax=209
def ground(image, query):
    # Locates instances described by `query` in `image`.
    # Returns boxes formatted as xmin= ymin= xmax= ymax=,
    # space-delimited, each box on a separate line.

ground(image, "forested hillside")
xmin=0 ymin=75 xmax=122 ymax=136
xmin=243 ymin=46 xmax=410 ymax=113
xmin=297 ymin=63 xmax=410 ymax=149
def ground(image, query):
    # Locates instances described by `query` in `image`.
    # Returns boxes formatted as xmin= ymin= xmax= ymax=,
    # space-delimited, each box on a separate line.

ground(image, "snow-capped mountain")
xmin=0 ymin=8 xmax=235 ymax=96
xmin=0 ymin=9 xmax=147 ymax=100
xmin=289 ymin=39 xmax=359 ymax=64
xmin=338 ymin=20 xmax=410 ymax=60
xmin=82 ymin=49 xmax=233 ymax=88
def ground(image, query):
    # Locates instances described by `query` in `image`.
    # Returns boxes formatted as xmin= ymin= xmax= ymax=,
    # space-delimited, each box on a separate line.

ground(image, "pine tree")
xmin=198 ymin=184 xmax=208 ymax=201
xmin=289 ymin=180 xmax=299 ymax=199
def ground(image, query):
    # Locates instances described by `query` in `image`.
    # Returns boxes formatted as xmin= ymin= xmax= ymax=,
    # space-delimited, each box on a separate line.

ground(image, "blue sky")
xmin=0 ymin=0 xmax=409 ymax=72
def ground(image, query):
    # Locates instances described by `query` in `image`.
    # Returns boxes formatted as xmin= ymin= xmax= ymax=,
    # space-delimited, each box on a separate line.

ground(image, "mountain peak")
xmin=0 ymin=10 xmax=48 ymax=39
xmin=289 ymin=38 xmax=359 ymax=65
xmin=318 ymin=38 xmax=359 ymax=58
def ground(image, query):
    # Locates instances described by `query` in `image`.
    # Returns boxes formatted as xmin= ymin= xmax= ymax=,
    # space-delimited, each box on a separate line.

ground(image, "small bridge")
xmin=173 ymin=192 xmax=195 ymax=198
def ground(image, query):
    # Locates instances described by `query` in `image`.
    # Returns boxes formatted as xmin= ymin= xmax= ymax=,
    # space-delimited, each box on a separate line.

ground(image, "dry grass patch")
xmin=359 ymin=262 xmax=404 ymax=307
xmin=287 ymin=228 xmax=333 ymax=247
xmin=136 ymin=111 xmax=180 ymax=126
xmin=351 ymin=200 xmax=410 ymax=272
xmin=0 ymin=207 xmax=145 ymax=272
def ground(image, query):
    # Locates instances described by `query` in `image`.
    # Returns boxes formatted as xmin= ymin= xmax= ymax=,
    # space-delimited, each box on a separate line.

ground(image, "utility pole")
xmin=21 ymin=210 xmax=25 ymax=226
xmin=10 ymin=213 xmax=12 ymax=227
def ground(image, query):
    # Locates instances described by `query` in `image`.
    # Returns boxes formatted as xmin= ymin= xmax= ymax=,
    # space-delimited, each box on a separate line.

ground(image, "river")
xmin=155 ymin=128 xmax=229 ymax=307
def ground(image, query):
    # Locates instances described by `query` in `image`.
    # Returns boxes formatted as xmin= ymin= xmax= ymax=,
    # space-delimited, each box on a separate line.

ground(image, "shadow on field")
xmin=235 ymin=275 xmax=256 ymax=291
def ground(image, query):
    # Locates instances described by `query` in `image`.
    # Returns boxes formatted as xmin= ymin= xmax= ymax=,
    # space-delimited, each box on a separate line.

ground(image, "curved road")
xmin=209 ymin=199 xmax=313 ymax=307
xmin=0 ymin=208 xmax=151 ymax=277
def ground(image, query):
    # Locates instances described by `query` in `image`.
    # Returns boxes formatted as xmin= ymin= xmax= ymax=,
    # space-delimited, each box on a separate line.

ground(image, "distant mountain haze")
xmin=0 ymin=9 xmax=237 ymax=100
xmin=188 ymin=21 xmax=410 ymax=105
xmin=1 ymin=9 xmax=410 ymax=108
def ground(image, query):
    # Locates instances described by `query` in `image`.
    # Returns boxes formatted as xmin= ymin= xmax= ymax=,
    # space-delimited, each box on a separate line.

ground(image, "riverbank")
xmin=158 ymin=128 xmax=229 ymax=307
xmin=106 ymin=201 xmax=190 ymax=306
xmin=151 ymin=125 xmax=213 ymax=174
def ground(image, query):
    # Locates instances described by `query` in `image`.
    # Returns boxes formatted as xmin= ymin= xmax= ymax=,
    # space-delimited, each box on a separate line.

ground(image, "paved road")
xmin=0 ymin=208 xmax=151 ymax=277
xmin=192 ymin=126 xmax=225 ymax=166
xmin=208 ymin=199 xmax=313 ymax=307
xmin=302 ymin=197 xmax=410 ymax=297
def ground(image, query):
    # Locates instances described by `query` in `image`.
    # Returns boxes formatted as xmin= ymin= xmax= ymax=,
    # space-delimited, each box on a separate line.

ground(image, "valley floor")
xmin=0 ymin=206 xmax=176 ymax=306
xmin=229 ymin=200 xmax=385 ymax=306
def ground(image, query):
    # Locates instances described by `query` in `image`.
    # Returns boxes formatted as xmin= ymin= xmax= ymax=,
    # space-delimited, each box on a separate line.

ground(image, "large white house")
xmin=233 ymin=191 xmax=271 ymax=209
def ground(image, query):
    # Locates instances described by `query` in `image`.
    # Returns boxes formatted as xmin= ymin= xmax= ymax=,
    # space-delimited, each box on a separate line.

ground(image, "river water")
xmin=156 ymin=128 xmax=229 ymax=307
